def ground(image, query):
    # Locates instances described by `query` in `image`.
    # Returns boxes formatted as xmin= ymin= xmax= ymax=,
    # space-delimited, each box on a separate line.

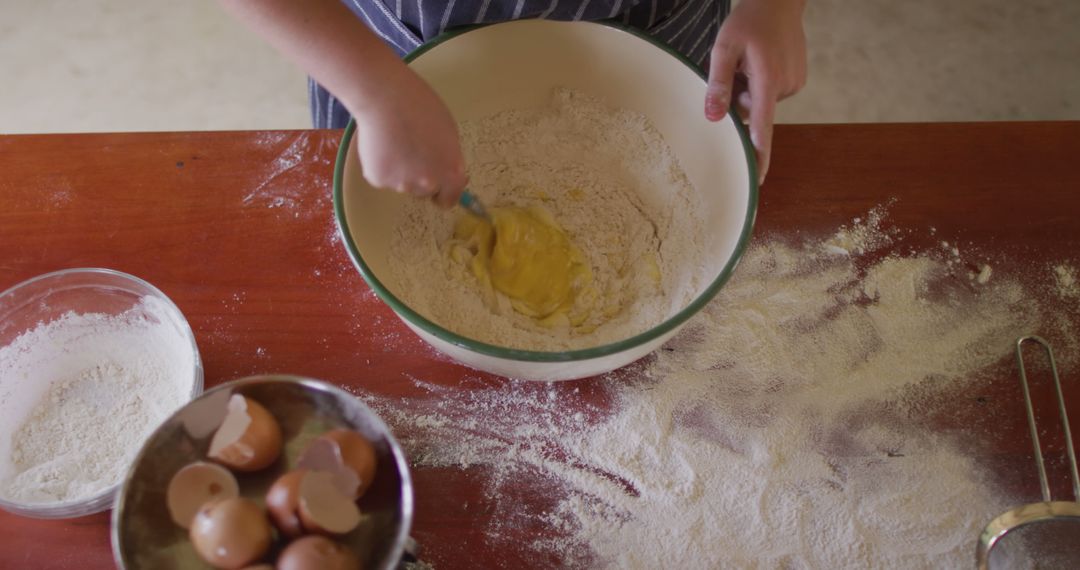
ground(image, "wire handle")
xmin=1015 ymin=335 xmax=1080 ymax=501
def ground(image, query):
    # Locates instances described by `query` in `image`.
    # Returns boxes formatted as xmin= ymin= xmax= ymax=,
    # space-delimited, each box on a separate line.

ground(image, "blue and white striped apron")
xmin=310 ymin=0 xmax=730 ymax=128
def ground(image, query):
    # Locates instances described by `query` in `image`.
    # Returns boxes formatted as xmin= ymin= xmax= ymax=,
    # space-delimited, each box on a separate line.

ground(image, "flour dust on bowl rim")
xmin=334 ymin=20 xmax=758 ymax=381
xmin=112 ymin=375 xmax=414 ymax=570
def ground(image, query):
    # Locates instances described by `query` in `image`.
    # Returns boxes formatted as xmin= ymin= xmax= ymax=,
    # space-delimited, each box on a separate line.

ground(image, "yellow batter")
xmin=448 ymin=205 xmax=596 ymax=328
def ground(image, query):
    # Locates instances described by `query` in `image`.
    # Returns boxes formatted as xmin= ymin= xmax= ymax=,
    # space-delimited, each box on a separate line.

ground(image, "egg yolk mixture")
xmin=447 ymin=205 xmax=597 ymax=329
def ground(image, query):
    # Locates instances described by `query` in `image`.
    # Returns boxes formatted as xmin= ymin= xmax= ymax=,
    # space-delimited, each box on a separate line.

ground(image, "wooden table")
xmin=1 ymin=123 xmax=1078 ymax=568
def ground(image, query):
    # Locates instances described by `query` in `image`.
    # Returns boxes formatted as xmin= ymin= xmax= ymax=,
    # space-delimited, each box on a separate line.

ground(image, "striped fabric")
xmin=311 ymin=0 xmax=730 ymax=128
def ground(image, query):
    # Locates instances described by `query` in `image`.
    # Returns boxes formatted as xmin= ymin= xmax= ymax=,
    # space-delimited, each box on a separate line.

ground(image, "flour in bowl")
xmin=387 ymin=88 xmax=707 ymax=351
xmin=0 ymin=296 xmax=195 ymax=505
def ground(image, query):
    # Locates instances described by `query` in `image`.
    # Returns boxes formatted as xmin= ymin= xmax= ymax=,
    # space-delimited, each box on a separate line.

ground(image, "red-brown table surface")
xmin=1 ymin=123 xmax=1079 ymax=568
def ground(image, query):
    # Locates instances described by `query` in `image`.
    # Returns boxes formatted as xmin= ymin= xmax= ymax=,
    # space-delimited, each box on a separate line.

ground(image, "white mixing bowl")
xmin=334 ymin=20 xmax=757 ymax=381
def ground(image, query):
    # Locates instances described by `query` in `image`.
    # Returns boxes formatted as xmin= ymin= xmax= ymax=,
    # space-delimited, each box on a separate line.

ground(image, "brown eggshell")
xmin=208 ymin=394 xmax=282 ymax=472
xmin=189 ymin=497 xmax=272 ymax=569
xmin=317 ymin=429 xmax=378 ymax=499
xmin=277 ymin=535 xmax=361 ymax=570
xmin=296 ymin=437 xmax=360 ymax=499
xmin=264 ymin=469 xmax=307 ymax=538
xmin=297 ymin=470 xmax=362 ymax=535
xmin=166 ymin=461 xmax=240 ymax=529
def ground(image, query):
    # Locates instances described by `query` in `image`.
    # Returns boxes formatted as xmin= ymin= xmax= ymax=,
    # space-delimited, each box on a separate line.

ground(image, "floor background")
xmin=2 ymin=0 xmax=1077 ymax=133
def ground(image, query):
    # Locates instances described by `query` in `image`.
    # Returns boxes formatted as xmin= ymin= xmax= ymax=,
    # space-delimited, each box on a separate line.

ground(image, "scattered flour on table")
xmin=1054 ymin=263 xmax=1080 ymax=301
xmin=242 ymin=131 xmax=335 ymax=218
xmin=0 ymin=297 xmax=194 ymax=504
xmin=359 ymin=208 xmax=1058 ymax=568
xmin=822 ymin=202 xmax=898 ymax=255
xmin=386 ymin=88 xmax=706 ymax=351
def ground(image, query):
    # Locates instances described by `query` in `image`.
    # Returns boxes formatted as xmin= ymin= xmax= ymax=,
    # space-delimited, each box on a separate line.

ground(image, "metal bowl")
xmin=111 ymin=375 xmax=413 ymax=569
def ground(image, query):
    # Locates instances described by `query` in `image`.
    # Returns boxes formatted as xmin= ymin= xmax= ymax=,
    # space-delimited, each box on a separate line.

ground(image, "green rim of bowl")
xmin=332 ymin=20 xmax=759 ymax=363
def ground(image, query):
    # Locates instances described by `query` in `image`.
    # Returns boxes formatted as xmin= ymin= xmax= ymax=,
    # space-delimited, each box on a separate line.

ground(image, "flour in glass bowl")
xmin=0 ymin=296 xmax=195 ymax=505
xmin=387 ymin=88 xmax=708 ymax=351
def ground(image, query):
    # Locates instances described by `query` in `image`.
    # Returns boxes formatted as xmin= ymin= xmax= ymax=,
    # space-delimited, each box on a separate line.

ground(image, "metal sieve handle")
xmin=1014 ymin=335 xmax=1080 ymax=502
xmin=975 ymin=337 xmax=1080 ymax=569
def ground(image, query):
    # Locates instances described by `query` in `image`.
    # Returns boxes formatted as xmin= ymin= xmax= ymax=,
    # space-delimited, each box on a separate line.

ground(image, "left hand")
xmin=705 ymin=0 xmax=807 ymax=184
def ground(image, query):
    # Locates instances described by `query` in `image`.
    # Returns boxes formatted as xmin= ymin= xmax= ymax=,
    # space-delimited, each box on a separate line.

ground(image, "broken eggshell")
xmin=166 ymin=461 xmax=240 ymax=529
xmin=298 ymin=470 xmax=363 ymax=536
xmin=297 ymin=437 xmax=361 ymax=499
xmin=208 ymin=394 xmax=283 ymax=472
xmin=277 ymin=535 xmax=360 ymax=570
xmin=178 ymin=389 xmax=233 ymax=440
xmin=189 ymin=497 xmax=273 ymax=570
xmin=267 ymin=468 xmax=363 ymax=537
xmin=300 ymin=429 xmax=377 ymax=499
xmin=264 ymin=469 xmax=308 ymax=538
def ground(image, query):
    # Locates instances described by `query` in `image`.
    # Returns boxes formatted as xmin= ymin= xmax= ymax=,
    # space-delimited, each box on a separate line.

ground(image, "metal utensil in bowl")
xmin=458 ymin=190 xmax=492 ymax=222
xmin=111 ymin=375 xmax=414 ymax=569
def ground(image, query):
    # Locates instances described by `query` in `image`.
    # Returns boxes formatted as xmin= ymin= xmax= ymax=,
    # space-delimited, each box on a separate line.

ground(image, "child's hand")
xmin=217 ymin=0 xmax=466 ymax=207
xmin=705 ymin=0 xmax=807 ymax=184
xmin=353 ymin=66 xmax=468 ymax=208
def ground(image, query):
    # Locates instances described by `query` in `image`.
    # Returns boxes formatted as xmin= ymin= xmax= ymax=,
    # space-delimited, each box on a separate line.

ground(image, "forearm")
xmin=217 ymin=0 xmax=405 ymax=114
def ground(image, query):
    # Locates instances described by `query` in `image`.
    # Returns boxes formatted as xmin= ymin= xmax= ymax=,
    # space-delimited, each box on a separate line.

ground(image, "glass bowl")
xmin=0 ymin=268 xmax=203 ymax=518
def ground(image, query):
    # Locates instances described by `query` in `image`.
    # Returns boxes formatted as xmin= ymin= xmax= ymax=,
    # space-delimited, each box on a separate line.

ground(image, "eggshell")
xmin=277 ymin=535 xmax=360 ymax=570
xmin=297 ymin=470 xmax=362 ymax=535
xmin=296 ymin=437 xmax=360 ymax=499
xmin=208 ymin=394 xmax=282 ymax=472
xmin=189 ymin=497 xmax=272 ymax=569
xmin=311 ymin=429 xmax=378 ymax=499
xmin=265 ymin=469 xmax=307 ymax=538
xmin=166 ymin=461 xmax=240 ymax=529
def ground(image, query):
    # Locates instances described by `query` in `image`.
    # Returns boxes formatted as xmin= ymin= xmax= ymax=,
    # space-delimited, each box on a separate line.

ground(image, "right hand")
xmin=216 ymin=0 xmax=467 ymax=205
xmin=352 ymin=65 xmax=468 ymax=208
xmin=705 ymin=0 xmax=807 ymax=185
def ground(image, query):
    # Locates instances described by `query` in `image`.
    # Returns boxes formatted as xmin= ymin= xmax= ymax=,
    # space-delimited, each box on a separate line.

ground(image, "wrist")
xmin=338 ymin=50 xmax=414 ymax=118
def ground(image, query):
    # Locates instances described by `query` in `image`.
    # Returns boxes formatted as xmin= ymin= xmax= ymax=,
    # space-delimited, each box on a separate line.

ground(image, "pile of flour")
xmin=0 ymin=296 xmax=195 ymax=504
xmin=387 ymin=88 xmax=706 ymax=351
xmin=357 ymin=205 xmax=1077 ymax=568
